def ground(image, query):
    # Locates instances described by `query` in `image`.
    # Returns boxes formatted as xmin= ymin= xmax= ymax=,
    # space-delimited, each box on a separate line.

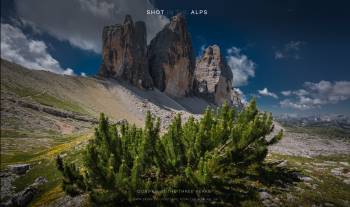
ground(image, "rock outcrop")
xmin=1 ymin=176 xmax=47 ymax=207
xmin=194 ymin=45 xmax=234 ymax=105
xmin=99 ymin=15 xmax=153 ymax=89
xmin=148 ymin=13 xmax=195 ymax=97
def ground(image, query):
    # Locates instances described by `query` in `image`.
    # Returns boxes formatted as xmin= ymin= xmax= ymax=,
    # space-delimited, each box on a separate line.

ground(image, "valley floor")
xmin=270 ymin=122 xmax=350 ymax=157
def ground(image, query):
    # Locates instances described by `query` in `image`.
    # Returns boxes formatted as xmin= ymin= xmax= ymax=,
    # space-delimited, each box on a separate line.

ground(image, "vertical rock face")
xmin=194 ymin=45 xmax=234 ymax=105
xmin=99 ymin=15 xmax=153 ymax=89
xmin=148 ymin=14 xmax=195 ymax=97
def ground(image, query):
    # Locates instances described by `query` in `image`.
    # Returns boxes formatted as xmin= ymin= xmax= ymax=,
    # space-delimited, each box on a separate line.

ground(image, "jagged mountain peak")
xmin=195 ymin=45 xmax=236 ymax=105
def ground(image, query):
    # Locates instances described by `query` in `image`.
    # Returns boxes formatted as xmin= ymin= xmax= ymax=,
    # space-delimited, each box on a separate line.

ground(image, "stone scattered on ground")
xmin=324 ymin=202 xmax=335 ymax=207
xmin=46 ymin=194 xmax=89 ymax=207
xmin=286 ymin=193 xmax=295 ymax=202
xmin=259 ymin=191 xmax=272 ymax=200
xmin=276 ymin=160 xmax=288 ymax=167
xmin=339 ymin=162 xmax=349 ymax=167
xmin=300 ymin=176 xmax=313 ymax=182
xmin=259 ymin=191 xmax=281 ymax=207
xmin=32 ymin=176 xmax=48 ymax=187
xmin=329 ymin=166 xmax=350 ymax=185
xmin=0 ymin=171 xmax=18 ymax=201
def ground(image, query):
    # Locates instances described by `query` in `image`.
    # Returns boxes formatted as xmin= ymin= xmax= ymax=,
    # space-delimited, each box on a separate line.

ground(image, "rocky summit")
xmin=148 ymin=13 xmax=195 ymax=97
xmin=194 ymin=45 xmax=234 ymax=105
xmin=99 ymin=15 xmax=153 ymax=89
xmin=98 ymin=14 xmax=241 ymax=105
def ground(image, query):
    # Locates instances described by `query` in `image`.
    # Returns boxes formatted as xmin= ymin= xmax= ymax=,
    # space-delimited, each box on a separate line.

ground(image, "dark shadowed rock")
xmin=1 ymin=176 xmax=47 ymax=207
xmin=148 ymin=13 xmax=195 ymax=97
xmin=99 ymin=15 xmax=153 ymax=89
xmin=7 ymin=164 xmax=30 ymax=175
xmin=194 ymin=45 xmax=234 ymax=105
xmin=11 ymin=187 xmax=38 ymax=207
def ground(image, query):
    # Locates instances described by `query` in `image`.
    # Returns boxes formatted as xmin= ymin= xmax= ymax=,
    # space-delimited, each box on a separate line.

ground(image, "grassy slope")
xmin=0 ymin=59 xmax=144 ymax=125
xmin=0 ymin=59 xmax=150 ymax=205
xmin=267 ymin=153 xmax=350 ymax=207
xmin=2 ymin=83 xmax=88 ymax=115
xmin=6 ymin=133 xmax=92 ymax=206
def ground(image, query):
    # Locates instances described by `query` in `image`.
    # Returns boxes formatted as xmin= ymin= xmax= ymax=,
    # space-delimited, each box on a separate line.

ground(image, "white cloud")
xmin=293 ymin=89 xmax=309 ymax=97
xmin=226 ymin=47 xmax=256 ymax=87
xmin=280 ymin=80 xmax=350 ymax=110
xmin=80 ymin=72 xmax=87 ymax=77
xmin=258 ymin=88 xmax=278 ymax=99
xmin=15 ymin=0 xmax=169 ymax=53
xmin=280 ymin=99 xmax=311 ymax=110
xmin=281 ymin=90 xmax=292 ymax=96
xmin=1 ymin=23 xmax=75 ymax=75
xmin=275 ymin=40 xmax=305 ymax=60
xmin=304 ymin=80 xmax=350 ymax=103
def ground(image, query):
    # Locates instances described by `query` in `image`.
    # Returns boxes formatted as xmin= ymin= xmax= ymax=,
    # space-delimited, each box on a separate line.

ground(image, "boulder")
xmin=194 ymin=45 xmax=233 ymax=105
xmin=148 ymin=13 xmax=195 ymax=97
xmin=99 ymin=15 xmax=153 ymax=89
xmin=7 ymin=164 xmax=30 ymax=175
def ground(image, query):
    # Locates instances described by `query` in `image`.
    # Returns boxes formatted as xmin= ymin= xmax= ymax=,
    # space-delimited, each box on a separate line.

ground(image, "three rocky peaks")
xmin=99 ymin=14 xmax=240 ymax=106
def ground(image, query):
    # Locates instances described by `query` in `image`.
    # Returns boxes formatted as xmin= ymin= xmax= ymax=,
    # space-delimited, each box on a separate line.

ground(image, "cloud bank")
xmin=15 ymin=0 xmax=169 ymax=53
xmin=1 ymin=23 xmax=74 ymax=75
xmin=226 ymin=47 xmax=256 ymax=87
xmin=280 ymin=80 xmax=350 ymax=110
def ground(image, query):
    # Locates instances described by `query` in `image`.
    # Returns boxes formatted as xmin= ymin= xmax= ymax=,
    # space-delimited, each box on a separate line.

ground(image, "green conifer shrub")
xmin=56 ymin=99 xmax=283 ymax=206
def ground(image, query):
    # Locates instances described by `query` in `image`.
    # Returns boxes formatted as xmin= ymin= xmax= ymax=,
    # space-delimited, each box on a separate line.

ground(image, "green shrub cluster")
xmin=56 ymin=99 xmax=283 ymax=206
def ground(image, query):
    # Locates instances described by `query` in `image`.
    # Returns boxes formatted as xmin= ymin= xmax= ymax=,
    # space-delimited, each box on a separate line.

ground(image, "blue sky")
xmin=1 ymin=0 xmax=350 ymax=116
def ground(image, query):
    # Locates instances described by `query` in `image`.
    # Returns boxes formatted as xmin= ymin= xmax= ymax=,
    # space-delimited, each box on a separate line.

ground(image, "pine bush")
xmin=56 ymin=99 xmax=283 ymax=206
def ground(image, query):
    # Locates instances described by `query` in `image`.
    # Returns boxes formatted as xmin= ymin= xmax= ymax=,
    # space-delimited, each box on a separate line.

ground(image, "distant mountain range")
xmin=275 ymin=113 xmax=350 ymax=131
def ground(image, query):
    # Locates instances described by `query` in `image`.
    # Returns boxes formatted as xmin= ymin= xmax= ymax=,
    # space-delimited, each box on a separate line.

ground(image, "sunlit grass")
xmin=2 ymin=83 xmax=89 ymax=115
